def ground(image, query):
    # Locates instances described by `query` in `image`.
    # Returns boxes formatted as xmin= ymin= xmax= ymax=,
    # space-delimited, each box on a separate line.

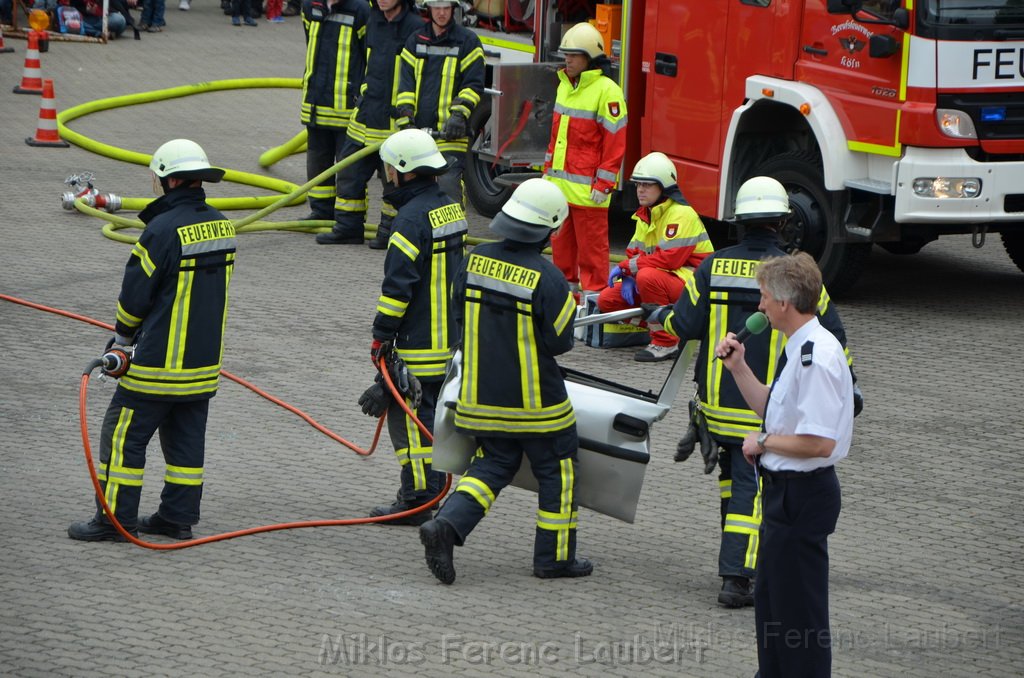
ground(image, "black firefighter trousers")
xmin=93 ymin=388 xmax=208 ymax=529
xmin=434 ymin=426 xmax=579 ymax=570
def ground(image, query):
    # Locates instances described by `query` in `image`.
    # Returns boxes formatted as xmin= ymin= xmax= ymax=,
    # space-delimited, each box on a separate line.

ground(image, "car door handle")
xmin=654 ymin=52 xmax=677 ymax=77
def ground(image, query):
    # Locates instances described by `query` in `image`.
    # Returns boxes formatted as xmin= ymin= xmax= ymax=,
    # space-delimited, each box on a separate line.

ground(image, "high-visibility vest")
xmin=544 ymin=68 xmax=627 ymax=207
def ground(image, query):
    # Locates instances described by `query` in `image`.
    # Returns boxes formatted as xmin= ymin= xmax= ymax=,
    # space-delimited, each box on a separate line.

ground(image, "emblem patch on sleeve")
xmin=665 ymin=224 xmax=679 ymax=238
xmin=608 ymin=101 xmax=620 ymax=117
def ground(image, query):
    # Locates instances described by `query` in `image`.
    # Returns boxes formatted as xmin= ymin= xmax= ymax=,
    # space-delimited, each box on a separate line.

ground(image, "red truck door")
xmin=796 ymin=2 xmax=906 ymax=156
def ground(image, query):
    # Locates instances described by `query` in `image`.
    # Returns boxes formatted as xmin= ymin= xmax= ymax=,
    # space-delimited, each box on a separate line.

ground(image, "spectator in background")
xmin=231 ymin=0 xmax=256 ymax=25
xmin=0 ymin=0 xmax=13 ymax=24
xmin=138 ymin=0 xmax=166 ymax=32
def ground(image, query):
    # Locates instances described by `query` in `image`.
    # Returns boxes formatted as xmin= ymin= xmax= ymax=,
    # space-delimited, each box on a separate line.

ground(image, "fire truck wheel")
xmin=465 ymin=99 xmax=515 ymax=218
xmin=754 ymin=151 xmax=871 ymax=296
xmin=1001 ymin=230 xmax=1024 ymax=274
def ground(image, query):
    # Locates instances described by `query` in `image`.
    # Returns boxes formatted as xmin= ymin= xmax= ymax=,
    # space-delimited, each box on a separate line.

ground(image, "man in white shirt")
xmin=718 ymin=252 xmax=853 ymax=678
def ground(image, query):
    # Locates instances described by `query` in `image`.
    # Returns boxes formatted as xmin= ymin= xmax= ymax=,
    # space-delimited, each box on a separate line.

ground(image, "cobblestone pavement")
xmin=1 ymin=8 xmax=1022 ymax=677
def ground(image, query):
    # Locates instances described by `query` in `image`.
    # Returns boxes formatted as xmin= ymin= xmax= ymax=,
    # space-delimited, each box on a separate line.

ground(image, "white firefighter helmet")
xmin=489 ymin=178 xmax=569 ymax=243
xmin=149 ymin=139 xmax=225 ymax=183
xmin=559 ymin=22 xmax=605 ymax=60
xmin=420 ymin=0 xmax=457 ymax=5
xmin=734 ymin=176 xmax=790 ymax=222
xmin=379 ymin=129 xmax=448 ymax=175
xmin=630 ymin=152 xmax=677 ymax=189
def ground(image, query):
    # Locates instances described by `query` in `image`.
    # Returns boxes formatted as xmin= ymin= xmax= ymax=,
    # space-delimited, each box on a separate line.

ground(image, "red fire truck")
xmin=465 ymin=0 xmax=1024 ymax=293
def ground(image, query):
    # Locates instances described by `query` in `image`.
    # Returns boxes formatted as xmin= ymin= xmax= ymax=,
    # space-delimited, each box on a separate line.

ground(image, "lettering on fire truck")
xmin=973 ymin=48 xmax=1024 ymax=81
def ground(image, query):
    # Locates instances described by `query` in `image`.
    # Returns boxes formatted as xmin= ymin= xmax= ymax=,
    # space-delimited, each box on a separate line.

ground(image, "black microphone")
xmin=718 ymin=311 xmax=769 ymax=359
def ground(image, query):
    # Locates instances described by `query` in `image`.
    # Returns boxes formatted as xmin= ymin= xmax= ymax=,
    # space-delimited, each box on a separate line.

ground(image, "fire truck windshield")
xmin=918 ymin=0 xmax=1024 ymax=40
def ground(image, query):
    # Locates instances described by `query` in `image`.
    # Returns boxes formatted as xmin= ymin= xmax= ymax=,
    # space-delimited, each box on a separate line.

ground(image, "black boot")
xmin=367 ymin=218 xmax=392 ymax=250
xmin=316 ymin=229 xmax=363 ymax=245
xmin=718 ymin=576 xmax=754 ymax=608
xmin=534 ymin=558 xmax=593 ymax=579
xmin=368 ymin=499 xmax=433 ymax=526
xmin=67 ymin=517 xmax=137 ymax=542
xmin=139 ymin=512 xmax=193 ymax=540
xmin=419 ymin=518 xmax=457 ymax=585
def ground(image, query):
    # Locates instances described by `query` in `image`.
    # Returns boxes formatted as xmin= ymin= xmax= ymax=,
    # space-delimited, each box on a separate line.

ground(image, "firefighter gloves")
xmin=358 ymin=377 xmax=392 ymax=418
xmin=674 ymin=399 xmax=699 ymax=462
xmin=675 ymin=399 xmax=719 ymax=474
xmin=442 ymin=112 xmax=467 ymax=141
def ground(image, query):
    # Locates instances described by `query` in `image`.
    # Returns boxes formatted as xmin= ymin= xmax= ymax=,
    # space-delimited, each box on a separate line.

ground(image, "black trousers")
xmin=385 ymin=380 xmax=444 ymax=506
xmin=755 ymin=466 xmax=841 ymax=678
xmin=435 ymin=426 xmax=578 ymax=570
xmin=306 ymin=126 xmax=351 ymax=223
xmin=94 ymin=388 xmax=209 ymax=528
xmin=332 ymin=136 xmax=395 ymax=237
xmin=718 ymin=441 xmax=761 ymax=579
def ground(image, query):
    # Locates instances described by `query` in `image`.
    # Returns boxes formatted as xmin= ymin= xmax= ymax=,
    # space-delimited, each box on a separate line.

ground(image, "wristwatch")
xmin=756 ymin=432 xmax=770 ymax=451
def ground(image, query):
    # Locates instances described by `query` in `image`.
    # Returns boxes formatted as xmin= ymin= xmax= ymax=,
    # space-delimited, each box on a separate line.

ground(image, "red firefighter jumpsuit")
xmin=597 ymin=192 xmax=713 ymax=348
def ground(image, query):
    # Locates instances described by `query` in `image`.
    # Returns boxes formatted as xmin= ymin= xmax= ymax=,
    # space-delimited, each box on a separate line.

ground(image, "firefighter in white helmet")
xmin=642 ymin=175 xmax=859 ymax=609
xmin=69 ymin=139 xmax=234 ymax=543
xmin=599 ymin=151 xmax=713 ymax=362
xmin=543 ymin=21 xmax=628 ymax=297
xmin=366 ymin=128 xmax=468 ymax=523
xmin=419 ymin=178 xmax=593 ymax=584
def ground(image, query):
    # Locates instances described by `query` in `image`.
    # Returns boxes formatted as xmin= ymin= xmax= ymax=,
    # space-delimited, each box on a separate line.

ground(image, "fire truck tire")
xmin=465 ymin=100 xmax=515 ymax=218
xmin=754 ymin=151 xmax=870 ymax=295
xmin=1000 ymin=231 xmax=1024 ymax=273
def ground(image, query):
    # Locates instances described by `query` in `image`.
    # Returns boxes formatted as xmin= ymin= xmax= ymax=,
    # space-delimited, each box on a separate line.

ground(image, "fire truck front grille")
xmin=937 ymin=93 xmax=1024 ymax=141
xmin=1005 ymin=194 xmax=1024 ymax=213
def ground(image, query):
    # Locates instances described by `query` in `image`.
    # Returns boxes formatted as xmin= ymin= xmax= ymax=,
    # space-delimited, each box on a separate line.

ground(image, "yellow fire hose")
xmin=54 ymin=76 xmax=593 ymax=258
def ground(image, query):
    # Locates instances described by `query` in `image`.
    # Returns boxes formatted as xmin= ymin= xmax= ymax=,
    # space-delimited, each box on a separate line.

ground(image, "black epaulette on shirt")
xmin=801 ymin=340 xmax=814 ymax=366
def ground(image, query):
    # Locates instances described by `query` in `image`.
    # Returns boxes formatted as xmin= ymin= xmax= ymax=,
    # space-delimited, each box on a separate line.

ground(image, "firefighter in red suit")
xmin=598 ymin=152 xmax=713 ymax=362
xmin=543 ymin=22 xmax=627 ymax=296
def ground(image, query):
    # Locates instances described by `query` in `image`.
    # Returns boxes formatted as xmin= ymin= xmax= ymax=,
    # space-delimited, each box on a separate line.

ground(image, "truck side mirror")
xmin=869 ymin=34 xmax=900 ymax=58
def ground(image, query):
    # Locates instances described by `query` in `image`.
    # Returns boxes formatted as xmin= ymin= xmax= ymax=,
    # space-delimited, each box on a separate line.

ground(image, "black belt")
xmin=759 ymin=464 xmax=834 ymax=484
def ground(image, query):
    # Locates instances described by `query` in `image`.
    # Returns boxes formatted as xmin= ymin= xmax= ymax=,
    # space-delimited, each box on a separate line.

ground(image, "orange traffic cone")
xmin=0 ymin=26 xmax=15 ymax=54
xmin=26 ymin=79 xmax=69 ymax=148
xmin=13 ymin=32 xmax=43 ymax=94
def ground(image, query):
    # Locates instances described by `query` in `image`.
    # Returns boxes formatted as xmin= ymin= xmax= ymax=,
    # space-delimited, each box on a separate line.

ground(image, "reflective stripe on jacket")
xmin=451 ymin=242 xmax=577 ymax=436
xmin=544 ymin=68 xmax=627 ymax=206
xmin=623 ymin=199 xmax=713 ymax=284
xmin=115 ymin=188 xmax=235 ymax=400
xmin=396 ymin=23 xmax=484 ymax=153
xmin=300 ymin=0 xmax=369 ymax=129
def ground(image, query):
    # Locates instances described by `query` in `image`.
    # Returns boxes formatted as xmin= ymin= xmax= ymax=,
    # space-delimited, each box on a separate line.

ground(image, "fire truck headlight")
xmin=912 ymin=177 xmax=982 ymax=199
xmin=936 ymin=109 xmax=977 ymax=139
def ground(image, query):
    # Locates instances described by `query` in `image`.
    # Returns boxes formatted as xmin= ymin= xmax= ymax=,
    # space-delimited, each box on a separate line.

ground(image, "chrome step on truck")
xmin=432 ymin=309 xmax=695 ymax=523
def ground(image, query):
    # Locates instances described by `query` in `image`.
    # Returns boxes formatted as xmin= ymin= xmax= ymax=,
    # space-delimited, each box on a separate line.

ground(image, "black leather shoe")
xmin=315 ymin=230 xmax=363 ymax=245
xmin=718 ymin=576 xmax=754 ymax=608
xmin=67 ymin=518 xmax=136 ymax=542
xmin=534 ymin=558 xmax=593 ymax=579
xmin=139 ymin=512 xmax=193 ymax=540
xmin=368 ymin=501 xmax=433 ymax=526
xmin=420 ymin=518 xmax=457 ymax=585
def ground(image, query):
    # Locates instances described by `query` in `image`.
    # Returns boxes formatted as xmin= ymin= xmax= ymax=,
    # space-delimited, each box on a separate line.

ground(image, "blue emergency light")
xmin=980 ymin=107 xmax=1006 ymax=122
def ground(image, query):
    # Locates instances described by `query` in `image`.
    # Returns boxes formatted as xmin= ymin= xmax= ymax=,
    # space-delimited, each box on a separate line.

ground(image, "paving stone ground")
xmin=1 ymin=8 xmax=1022 ymax=677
